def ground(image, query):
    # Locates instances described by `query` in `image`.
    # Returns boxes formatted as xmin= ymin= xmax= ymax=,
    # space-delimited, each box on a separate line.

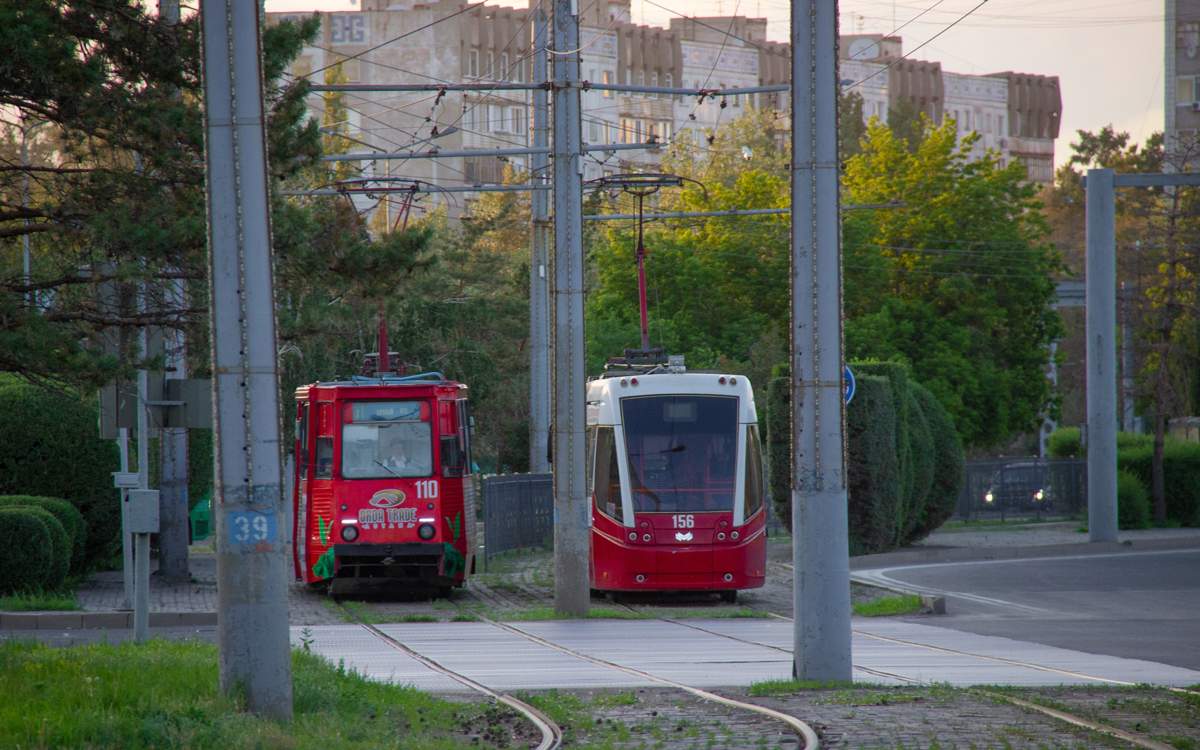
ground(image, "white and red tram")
xmin=587 ymin=359 xmax=767 ymax=600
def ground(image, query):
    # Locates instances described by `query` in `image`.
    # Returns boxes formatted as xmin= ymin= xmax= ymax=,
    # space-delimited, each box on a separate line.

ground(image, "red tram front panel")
xmin=588 ymin=376 xmax=768 ymax=593
xmin=292 ymin=381 xmax=475 ymax=590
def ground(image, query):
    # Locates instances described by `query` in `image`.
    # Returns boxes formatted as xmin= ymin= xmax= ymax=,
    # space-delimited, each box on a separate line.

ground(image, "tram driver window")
xmin=342 ymin=400 xmax=433 ymax=479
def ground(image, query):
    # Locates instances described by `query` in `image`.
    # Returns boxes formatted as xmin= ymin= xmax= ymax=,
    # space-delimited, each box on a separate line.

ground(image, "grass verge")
xmin=0 ymin=589 xmax=80 ymax=611
xmin=852 ymin=594 xmax=922 ymax=617
xmin=0 ymin=639 xmax=513 ymax=749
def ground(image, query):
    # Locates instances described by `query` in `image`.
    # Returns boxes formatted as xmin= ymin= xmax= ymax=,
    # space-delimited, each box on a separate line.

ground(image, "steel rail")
xmin=475 ymin=614 xmax=821 ymax=750
xmin=356 ymin=621 xmax=563 ymax=750
xmin=623 ymin=604 xmax=1185 ymax=750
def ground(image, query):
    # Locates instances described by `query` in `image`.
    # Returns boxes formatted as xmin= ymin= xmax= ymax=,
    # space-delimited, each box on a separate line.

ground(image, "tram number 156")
xmin=671 ymin=514 xmax=695 ymax=529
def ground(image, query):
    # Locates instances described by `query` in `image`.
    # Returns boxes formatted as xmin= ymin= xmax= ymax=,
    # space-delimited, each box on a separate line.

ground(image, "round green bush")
xmin=14 ymin=507 xmax=70 ymax=590
xmin=0 ymin=380 xmax=119 ymax=567
xmin=0 ymin=508 xmax=55 ymax=593
xmin=1116 ymin=469 xmax=1151 ymax=530
xmin=910 ymin=383 xmax=964 ymax=540
xmin=0 ymin=496 xmax=86 ymax=574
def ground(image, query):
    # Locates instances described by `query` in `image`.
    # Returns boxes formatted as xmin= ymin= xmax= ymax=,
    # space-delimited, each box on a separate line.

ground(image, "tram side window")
xmin=442 ymin=400 xmax=472 ymax=478
xmin=297 ymin=403 xmax=310 ymax=477
xmin=744 ymin=424 xmax=764 ymax=518
xmin=315 ymin=437 xmax=333 ymax=479
xmin=593 ymin=426 xmax=623 ymax=522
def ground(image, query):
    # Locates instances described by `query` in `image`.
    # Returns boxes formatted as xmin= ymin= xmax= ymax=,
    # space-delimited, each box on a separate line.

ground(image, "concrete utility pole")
xmin=157 ymin=0 xmax=190 ymax=584
xmin=1120 ymin=282 xmax=1136 ymax=434
xmin=200 ymin=0 xmax=293 ymax=719
xmin=529 ymin=5 xmax=552 ymax=475
xmin=551 ymin=0 xmax=589 ymax=616
xmin=790 ymin=0 xmax=852 ymax=681
xmin=1085 ymin=168 xmax=1118 ymax=543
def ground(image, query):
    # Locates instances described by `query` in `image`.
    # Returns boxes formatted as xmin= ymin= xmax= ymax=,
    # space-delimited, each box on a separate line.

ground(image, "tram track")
xmin=613 ymin=601 xmax=1191 ymax=750
xmin=473 ymin=612 xmax=822 ymax=750
xmin=335 ymin=605 xmax=563 ymax=750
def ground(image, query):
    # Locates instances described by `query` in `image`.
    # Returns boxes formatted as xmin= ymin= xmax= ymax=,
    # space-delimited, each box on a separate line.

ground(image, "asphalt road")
xmin=865 ymin=548 xmax=1200 ymax=671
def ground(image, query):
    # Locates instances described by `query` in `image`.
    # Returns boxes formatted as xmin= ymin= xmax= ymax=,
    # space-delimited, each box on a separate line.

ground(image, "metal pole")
xmin=118 ymin=427 xmax=133 ymax=610
xmin=790 ymin=0 xmax=852 ymax=681
xmin=157 ymin=0 xmax=190 ymax=585
xmin=530 ymin=5 xmax=551 ymax=475
xmin=1120 ymin=282 xmax=1136 ymax=433
xmin=635 ymin=193 xmax=650 ymax=350
xmin=201 ymin=0 xmax=293 ymax=719
xmin=135 ymin=286 xmax=151 ymax=642
xmin=1085 ymin=168 xmax=1118 ymax=543
xmin=551 ymin=0 xmax=589 ymax=617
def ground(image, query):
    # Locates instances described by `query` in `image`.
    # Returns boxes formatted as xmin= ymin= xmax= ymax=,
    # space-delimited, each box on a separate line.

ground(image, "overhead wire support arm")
xmin=322 ymin=141 xmax=669 ymax=162
xmin=310 ymin=82 xmax=549 ymax=93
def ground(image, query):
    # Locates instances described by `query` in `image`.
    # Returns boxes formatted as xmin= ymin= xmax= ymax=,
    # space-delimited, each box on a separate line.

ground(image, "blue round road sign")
xmin=844 ymin=365 xmax=856 ymax=404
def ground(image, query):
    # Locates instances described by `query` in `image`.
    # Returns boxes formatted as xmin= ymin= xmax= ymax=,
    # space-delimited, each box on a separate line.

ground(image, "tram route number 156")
xmin=671 ymin=514 xmax=695 ymax=529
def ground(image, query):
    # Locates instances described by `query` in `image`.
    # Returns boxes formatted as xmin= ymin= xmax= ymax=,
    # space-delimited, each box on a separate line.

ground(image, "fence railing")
xmin=481 ymin=472 xmax=553 ymax=561
xmin=955 ymin=458 xmax=1087 ymax=521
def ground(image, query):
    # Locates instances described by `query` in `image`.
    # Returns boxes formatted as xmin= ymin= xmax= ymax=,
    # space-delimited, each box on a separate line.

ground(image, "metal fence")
xmin=955 ymin=458 xmax=1087 ymax=521
xmin=481 ymin=473 xmax=554 ymax=561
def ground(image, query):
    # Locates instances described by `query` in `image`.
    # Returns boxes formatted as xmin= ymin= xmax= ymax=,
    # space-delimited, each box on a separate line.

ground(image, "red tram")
xmin=292 ymin=345 xmax=475 ymax=595
xmin=587 ymin=358 xmax=767 ymax=601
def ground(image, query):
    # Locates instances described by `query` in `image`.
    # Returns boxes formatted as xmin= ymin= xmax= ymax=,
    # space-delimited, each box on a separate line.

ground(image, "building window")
xmin=486 ymin=51 xmax=494 ymax=79
xmin=467 ymin=49 xmax=479 ymax=78
xmin=589 ymin=120 xmax=600 ymax=141
xmin=510 ymin=106 xmax=526 ymax=135
xmin=998 ymin=114 xmax=1006 ymax=135
xmin=602 ymin=70 xmax=614 ymax=97
xmin=650 ymin=71 xmax=658 ymax=95
xmin=1176 ymin=76 xmax=1200 ymax=104
xmin=500 ymin=53 xmax=510 ymax=80
xmin=665 ymin=72 xmax=675 ymax=100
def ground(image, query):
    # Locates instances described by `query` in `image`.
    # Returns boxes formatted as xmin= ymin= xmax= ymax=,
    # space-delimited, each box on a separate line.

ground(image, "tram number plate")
xmin=671 ymin=514 xmax=695 ymax=529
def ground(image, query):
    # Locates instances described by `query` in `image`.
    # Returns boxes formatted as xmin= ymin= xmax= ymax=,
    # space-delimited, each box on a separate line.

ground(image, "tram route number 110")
xmin=672 ymin=514 xmax=695 ymax=529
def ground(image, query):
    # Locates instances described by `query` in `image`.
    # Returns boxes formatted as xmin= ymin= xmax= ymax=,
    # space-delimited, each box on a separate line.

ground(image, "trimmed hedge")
xmin=764 ymin=362 xmax=965 ymax=554
xmin=1118 ymin=441 xmax=1200 ymax=527
xmin=0 ymin=508 xmax=55 ymax=593
xmin=0 ymin=496 xmax=87 ymax=575
xmin=910 ymin=383 xmax=964 ymax=540
xmin=15 ymin=507 xmax=70 ymax=590
xmin=1116 ymin=469 xmax=1151 ymax=530
xmin=845 ymin=375 xmax=902 ymax=554
xmin=0 ymin=381 xmax=120 ymax=567
xmin=1046 ymin=427 xmax=1155 ymax=459
xmin=766 ymin=375 xmax=791 ymax=530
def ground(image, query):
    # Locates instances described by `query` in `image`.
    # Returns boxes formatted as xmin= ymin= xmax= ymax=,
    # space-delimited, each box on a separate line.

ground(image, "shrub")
xmin=0 ymin=508 xmax=55 ymax=593
xmin=1116 ymin=470 xmax=1151 ymax=530
xmin=845 ymin=374 xmax=901 ymax=554
xmin=1047 ymin=427 xmax=1080 ymax=458
xmin=909 ymin=383 xmax=964 ymax=540
xmin=1119 ymin=441 xmax=1200 ymax=526
xmin=766 ymin=375 xmax=791 ymax=530
xmin=903 ymin=389 xmax=934 ymax=542
xmin=0 ymin=381 xmax=119 ymax=567
xmin=13 ymin=507 xmax=70 ymax=590
xmin=0 ymin=496 xmax=86 ymax=575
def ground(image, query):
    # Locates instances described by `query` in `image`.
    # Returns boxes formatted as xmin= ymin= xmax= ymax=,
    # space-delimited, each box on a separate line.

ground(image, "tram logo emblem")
xmin=369 ymin=489 xmax=407 ymax=508
xmin=675 ymin=531 xmax=694 ymax=542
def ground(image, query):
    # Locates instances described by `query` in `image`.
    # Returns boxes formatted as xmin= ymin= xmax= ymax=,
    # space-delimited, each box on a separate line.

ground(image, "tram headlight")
xmin=340 ymin=523 xmax=359 ymax=542
xmin=984 ymin=491 xmax=994 ymax=504
xmin=418 ymin=523 xmax=436 ymax=540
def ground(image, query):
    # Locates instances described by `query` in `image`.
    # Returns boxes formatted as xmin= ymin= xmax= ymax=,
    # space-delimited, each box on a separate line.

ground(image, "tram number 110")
xmin=671 ymin=514 xmax=695 ymax=529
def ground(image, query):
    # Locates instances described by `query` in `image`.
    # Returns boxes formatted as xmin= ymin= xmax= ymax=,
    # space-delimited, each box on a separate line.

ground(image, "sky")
xmin=264 ymin=0 xmax=1166 ymax=168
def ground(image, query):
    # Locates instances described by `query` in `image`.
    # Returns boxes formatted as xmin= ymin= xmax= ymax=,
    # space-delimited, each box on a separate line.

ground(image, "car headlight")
xmin=418 ymin=523 xmax=436 ymax=540
xmin=1034 ymin=489 xmax=1044 ymax=501
xmin=341 ymin=523 xmax=359 ymax=542
xmin=984 ymin=492 xmax=994 ymax=504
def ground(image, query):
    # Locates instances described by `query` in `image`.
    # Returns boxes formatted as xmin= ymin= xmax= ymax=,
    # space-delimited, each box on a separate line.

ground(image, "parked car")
xmin=983 ymin=461 xmax=1053 ymax=511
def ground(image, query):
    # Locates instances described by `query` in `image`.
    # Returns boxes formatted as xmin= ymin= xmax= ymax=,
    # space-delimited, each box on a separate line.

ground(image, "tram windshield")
xmin=341 ymin=400 xmax=433 ymax=479
xmin=621 ymin=395 xmax=738 ymax=513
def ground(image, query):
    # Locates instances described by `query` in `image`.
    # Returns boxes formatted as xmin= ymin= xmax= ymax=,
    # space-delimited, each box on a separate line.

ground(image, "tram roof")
xmin=587 ymin=371 xmax=758 ymax=424
xmin=296 ymin=372 xmax=466 ymax=398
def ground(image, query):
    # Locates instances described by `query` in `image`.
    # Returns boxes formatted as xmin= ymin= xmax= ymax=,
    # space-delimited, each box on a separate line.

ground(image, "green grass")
xmin=0 ymin=639 xmax=511 ymax=749
xmin=505 ymin=606 xmax=646 ymax=621
xmin=748 ymin=679 xmax=858 ymax=696
xmin=0 ymin=590 xmax=79 ymax=611
xmin=853 ymin=594 xmax=923 ymax=617
xmin=937 ymin=517 xmax=1072 ymax=531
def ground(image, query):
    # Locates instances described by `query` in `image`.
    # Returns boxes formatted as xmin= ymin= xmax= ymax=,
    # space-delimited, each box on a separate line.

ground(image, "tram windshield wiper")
xmin=374 ymin=459 xmax=402 ymax=478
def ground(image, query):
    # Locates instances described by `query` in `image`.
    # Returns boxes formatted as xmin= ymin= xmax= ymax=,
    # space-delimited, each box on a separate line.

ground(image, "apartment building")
xmin=267 ymin=0 xmax=1061 ymax=220
xmin=1167 ymin=0 xmax=1200 ymax=159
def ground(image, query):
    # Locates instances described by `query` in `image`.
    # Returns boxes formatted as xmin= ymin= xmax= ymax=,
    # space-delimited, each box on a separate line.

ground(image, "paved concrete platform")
xmin=295 ymin=617 xmax=1200 ymax=693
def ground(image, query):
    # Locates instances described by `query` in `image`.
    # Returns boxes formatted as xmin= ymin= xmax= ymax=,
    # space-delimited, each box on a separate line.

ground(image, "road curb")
xmin=851 ymin=574 xmax=947 ymax=615
xmin=0 ymin=611 xmax=217 ymax=630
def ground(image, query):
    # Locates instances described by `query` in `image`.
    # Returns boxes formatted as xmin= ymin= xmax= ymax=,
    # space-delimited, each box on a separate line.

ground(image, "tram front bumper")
xmin=332 ymin=542 xmax=447 ymax=581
